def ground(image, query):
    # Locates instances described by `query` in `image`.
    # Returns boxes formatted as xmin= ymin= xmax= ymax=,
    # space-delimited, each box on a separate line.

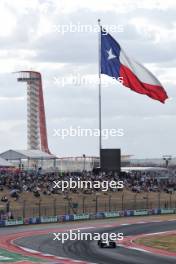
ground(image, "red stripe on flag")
xmin=120 ymin=64 xmax=168 ymax=103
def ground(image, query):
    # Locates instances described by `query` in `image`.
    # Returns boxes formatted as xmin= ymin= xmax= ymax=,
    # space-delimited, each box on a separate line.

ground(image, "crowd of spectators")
xmin=0 ymin=168 xmax=175 ymax=220
xmin=0 ymin=168 xmax=175 ymax=200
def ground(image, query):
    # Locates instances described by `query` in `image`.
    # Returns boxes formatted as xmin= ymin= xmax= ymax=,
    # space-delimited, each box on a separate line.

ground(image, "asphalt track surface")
xmin=14 ymin=220 xmax=176 ymax=264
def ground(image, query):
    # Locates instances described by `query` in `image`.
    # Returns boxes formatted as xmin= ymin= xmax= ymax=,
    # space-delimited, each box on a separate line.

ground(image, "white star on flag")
xmin=107 ymin=48 xmax=116 ymax=60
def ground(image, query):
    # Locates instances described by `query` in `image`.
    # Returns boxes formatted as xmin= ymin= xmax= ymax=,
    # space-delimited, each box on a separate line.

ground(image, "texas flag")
xmin=101 ymin=30 xmax=168 ymax=103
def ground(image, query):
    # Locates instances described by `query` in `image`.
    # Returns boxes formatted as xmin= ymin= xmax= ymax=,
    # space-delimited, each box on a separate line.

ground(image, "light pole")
xmin=83 ymin=154 xmax=86 ymax=172
xmin=163 ymin=155 xmax=172 ymax=168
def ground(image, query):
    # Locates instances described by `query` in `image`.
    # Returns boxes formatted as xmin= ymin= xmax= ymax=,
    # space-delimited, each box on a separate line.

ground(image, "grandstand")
xmin=0 ymin=149 xmax=56 ymax=170
xmin=0 ymin=157 xmax=14 ymax=168
xmin=0 ymin=152 xmax=132 ymax=171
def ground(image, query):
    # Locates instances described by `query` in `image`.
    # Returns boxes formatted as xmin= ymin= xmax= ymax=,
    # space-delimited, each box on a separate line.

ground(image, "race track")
xmin=13 ymin=220 xmax=176 ymax=264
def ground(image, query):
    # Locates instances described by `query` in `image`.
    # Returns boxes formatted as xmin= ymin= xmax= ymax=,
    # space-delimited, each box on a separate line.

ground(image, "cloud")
xmin=0 ymin=0 xmax=175 ymax=158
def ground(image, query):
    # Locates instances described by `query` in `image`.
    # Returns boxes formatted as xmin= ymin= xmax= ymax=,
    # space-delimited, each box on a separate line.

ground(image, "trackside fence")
xmin=0 ymin=208 xmax=176 ymax=227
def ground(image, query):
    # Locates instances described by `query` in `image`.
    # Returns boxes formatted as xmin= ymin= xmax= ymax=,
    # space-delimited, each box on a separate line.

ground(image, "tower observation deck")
xmin=17 ymin=71 xmax=50 ymax=154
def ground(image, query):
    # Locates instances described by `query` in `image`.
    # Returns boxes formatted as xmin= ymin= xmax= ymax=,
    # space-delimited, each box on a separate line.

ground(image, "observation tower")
xmin=17 ymin=71 xmax=50 ymax=154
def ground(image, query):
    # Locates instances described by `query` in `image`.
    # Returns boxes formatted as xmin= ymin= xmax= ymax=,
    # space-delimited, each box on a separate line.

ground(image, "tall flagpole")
xmin=98 ymin=19 xmax=102 ymax=168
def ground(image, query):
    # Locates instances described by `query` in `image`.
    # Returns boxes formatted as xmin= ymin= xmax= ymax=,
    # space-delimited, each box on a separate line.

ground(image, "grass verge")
xmin=136 ymin=234 xmax=176 ymax=252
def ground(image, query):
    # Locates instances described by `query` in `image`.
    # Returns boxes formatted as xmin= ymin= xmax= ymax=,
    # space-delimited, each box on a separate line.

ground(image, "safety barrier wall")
xmin=0 ymin=208 xmax=176 ymax=227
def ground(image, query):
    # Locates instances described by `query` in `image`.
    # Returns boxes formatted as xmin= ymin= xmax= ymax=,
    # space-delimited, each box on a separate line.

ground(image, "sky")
xmin=0 ymin=0 xmax=176 ymax=158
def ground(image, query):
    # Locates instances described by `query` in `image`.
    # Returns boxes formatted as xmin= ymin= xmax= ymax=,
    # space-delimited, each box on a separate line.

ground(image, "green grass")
xmin=136 ymin=234 xmax=176 ymax=252
xmin=0 ymin=248 xmax=45 ymax=262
